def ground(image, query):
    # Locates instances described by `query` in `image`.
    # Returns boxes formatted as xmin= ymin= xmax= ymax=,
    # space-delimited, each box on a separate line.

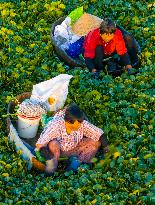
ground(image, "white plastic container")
xmin=17 ymin=115 xmax=40 ymax=139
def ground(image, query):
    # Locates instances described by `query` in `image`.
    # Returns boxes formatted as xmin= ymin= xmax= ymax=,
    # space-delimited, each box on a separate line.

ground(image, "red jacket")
xmin=83 ymin=28 xmax=127 ymax=59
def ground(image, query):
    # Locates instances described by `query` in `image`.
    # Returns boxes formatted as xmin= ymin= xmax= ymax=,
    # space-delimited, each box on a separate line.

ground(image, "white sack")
xmin=30 ymin=74 xmax=73 ymax=111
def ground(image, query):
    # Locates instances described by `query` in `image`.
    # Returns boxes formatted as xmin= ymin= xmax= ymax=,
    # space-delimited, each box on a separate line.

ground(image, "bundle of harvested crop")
xmin=71 ymin=13 xmax=103 ymax=37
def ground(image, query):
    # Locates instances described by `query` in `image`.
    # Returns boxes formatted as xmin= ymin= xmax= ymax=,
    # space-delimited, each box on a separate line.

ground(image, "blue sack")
xmin=66 ymin=37 xmax=84 ymax=58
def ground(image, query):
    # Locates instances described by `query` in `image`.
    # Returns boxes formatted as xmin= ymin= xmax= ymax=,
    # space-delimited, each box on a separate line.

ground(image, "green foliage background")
xmin=0 ymin=0 xmax=155 ymax=204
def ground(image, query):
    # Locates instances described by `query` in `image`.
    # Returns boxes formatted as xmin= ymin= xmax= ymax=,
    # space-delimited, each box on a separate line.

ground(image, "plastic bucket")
xmin=17 ymin=114 xmax=40 ymax=139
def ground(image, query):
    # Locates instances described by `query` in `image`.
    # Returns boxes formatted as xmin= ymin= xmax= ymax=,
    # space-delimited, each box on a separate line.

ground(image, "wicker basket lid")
xmin=71 ymin=12 xmax=103 ymax=36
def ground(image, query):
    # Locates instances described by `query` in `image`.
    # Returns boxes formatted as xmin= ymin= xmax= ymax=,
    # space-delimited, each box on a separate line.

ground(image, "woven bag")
xmin=71 ymin=12 xmax=103 ymax=36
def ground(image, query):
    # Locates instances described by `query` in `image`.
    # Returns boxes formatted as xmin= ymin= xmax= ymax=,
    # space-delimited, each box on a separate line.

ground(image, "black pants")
xmin=85 ymin=45 xmax=141 ymax=72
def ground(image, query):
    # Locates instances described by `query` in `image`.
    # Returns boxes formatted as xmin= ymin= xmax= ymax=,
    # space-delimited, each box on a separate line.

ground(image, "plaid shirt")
xmin=36 ymin=109 xmax=103 ymax=151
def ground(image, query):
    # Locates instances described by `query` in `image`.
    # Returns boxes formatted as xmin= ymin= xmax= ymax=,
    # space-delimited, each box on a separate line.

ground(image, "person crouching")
xmin=35 ymin=103 xmax=109 ymax=174
xmin=83 ymin=18 xmax=141 ymax=76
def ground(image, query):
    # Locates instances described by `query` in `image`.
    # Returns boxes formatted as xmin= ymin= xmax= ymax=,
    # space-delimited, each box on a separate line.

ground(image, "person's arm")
xmin=83 ymin=29 xmax=99 ymax=72
xmin=53 ymin=108 xmax=66 ymax=119
xmin=119 ymin=53 xmax=131 ymax=66
xmin=115 ymin=29 xmax=132 ymax=70
xmin=83 ymin=120 xmax=109 ymax=153
xmin=119 ymin=53 xmax=132 ymax=74
xmin=35 ymin=120 xmax=60 ymax=149
xmin=83 ymin=120 xmax=104 ymax=141
xmin=35 ymin=144 xmax=44 ymax=151
xmin=85 ymin=58 xmax=96 ymax=72
xmin=100 ymin=133 xmax=109 ymax=153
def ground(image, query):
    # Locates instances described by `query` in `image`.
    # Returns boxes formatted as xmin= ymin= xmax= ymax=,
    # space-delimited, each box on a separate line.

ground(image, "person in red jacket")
xmin=83 ymin=18 xmax=141 ymax=76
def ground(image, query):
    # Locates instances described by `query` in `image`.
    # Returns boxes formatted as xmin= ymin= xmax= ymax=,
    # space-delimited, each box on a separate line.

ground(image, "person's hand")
xmin=103 ymin=146 xmax=109 ymax=154
xmin=34 ymin=148 xmax=46 ymax=163
xmin=126 ymin=65 xmax=132 ymax=69
xmin=91 ymin=69 xmax=100 ymax=78
xmin=45 ymin=157 xmax=58 ymax=174
xmin=35 ymin=144 xmax=43 ymax=151
xmin=92 ymin=69 xmax=97 ymax=73
xmin=124 ymin=65 xmax=132 ymax=75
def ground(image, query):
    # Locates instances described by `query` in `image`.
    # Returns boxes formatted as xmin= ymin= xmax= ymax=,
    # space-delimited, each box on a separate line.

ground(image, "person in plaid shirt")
xmin=35 ymin=103 xmax=109 ymax=173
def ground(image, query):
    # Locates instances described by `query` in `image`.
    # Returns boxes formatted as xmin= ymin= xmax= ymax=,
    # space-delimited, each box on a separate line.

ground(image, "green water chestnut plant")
xmin=0 ymin=0 xmax=155 ymax=204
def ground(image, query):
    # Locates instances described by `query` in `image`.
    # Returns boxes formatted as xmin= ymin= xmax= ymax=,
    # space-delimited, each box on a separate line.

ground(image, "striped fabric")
xmin=36 ymin=109 xmax=103 ymax=151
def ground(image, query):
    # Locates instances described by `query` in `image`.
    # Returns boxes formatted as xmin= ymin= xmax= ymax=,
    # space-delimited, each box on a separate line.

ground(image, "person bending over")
xmin=35 ymin=103 xmax=109 ymax=173
xmin=83 ymin=18 xmax=141 ymax=76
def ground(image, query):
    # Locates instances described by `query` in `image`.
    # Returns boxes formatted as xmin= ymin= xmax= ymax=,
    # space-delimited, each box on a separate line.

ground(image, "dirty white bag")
xmin=30 ymin=74 xmax=73 ymax=111
xmin=54 ymin=17 xmax=81 ymax=50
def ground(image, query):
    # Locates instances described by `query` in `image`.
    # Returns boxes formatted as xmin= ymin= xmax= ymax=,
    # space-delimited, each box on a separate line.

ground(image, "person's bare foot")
xmin=92 ymin=69 xmax=97 ymax=73
xmin=45 ymin=157 xmax=58 ymax=174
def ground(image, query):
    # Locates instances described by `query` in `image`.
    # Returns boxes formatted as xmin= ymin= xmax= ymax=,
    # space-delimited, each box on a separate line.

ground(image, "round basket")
xmin=51 ymin=17 xmax=141 ymax=74
xmin=50 ymin=17 xmax=86 ymax=68
xmin=7 ymin=92 xmax=46 ymax=172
